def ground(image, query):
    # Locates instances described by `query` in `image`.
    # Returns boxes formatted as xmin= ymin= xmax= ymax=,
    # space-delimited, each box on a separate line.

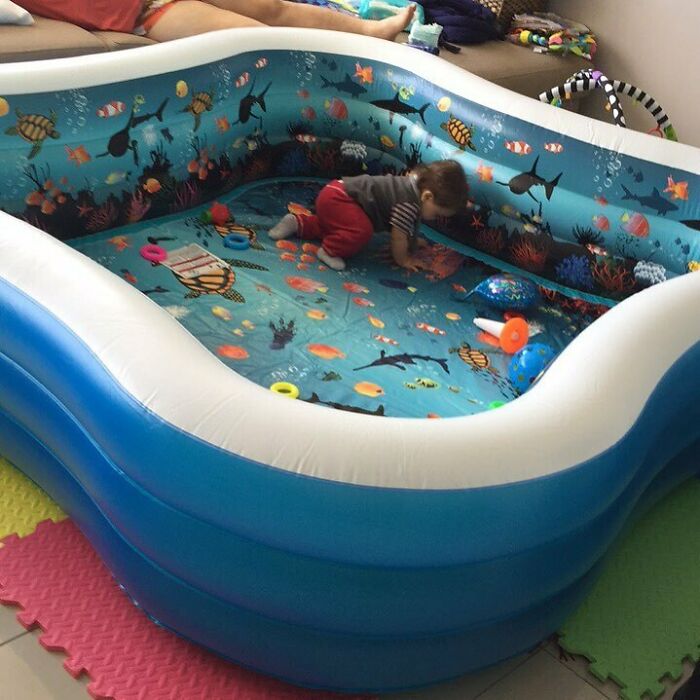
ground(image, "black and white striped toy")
xmin=538 ymin=69 xmax=678 ymax=140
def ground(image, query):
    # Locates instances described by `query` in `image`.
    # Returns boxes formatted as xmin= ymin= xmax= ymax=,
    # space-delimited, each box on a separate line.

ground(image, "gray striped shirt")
xmin=342 ymin=174 xmax=421 ymax=238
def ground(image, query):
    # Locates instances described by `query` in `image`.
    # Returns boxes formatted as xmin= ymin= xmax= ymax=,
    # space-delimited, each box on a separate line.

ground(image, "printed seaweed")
xmin=269 ymin=317 xmax=296 ymax=350
xmin=404 ymin=143 xmax=423 ymax=170
xmin=170 ymin=179 xmax=201 ymax=213
xmin=126 ymin=188 xmax=151 ymax=223
xmin=85 ymin=196 xmax=120 ymax=232
xmin=573 ymin=226 xmax=603 ymax=246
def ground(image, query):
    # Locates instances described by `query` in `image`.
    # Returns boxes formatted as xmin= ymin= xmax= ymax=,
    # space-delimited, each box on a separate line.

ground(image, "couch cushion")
xmin=398 ymin=37 xmax=589 ymax=99
xmin=0 ymin=15 xmax=104 ymax=61
xmin=92 ymin=31 xmax=156 ymax=51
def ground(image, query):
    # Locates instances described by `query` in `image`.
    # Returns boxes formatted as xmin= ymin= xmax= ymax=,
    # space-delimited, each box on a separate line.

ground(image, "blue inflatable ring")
xmin=223 ymin=233 xmax=250 ymax=250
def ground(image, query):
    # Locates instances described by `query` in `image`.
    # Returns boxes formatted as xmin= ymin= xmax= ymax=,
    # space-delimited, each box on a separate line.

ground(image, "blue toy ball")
xmin=471 ymin=274 xmax=540 ymax=310
xmin=508 ymin=343 xmax=557 ymax=394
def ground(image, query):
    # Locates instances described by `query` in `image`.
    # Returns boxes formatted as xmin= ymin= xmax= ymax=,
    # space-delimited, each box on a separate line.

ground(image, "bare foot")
xmin=368 ymin=4 xmax=415 ymax=41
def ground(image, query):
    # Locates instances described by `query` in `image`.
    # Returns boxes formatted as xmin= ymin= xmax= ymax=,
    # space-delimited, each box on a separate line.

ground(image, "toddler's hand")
xmin=416 ymin=238 xmax=430 ymax=248
xmin=400 ymin=258 xmax=423 ymax=273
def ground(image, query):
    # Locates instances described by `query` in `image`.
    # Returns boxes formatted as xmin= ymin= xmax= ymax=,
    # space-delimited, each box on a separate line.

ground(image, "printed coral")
xmin=555 ymin=254 xmax=594 ymax=290
xmin=592 ymin=259 xmax=636 ymax=294
xmin=475 ymin=226 xmax=506 ymax=256
xmin=510 ymin=233 xmax=549 ymax=272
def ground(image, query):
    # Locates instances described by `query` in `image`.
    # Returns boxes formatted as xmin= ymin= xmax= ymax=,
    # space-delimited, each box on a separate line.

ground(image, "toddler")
xmin=269 ymin=160 xmax=468 ymax=271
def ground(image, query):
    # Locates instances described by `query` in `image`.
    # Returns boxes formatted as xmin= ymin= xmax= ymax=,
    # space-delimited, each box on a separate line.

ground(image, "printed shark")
xmin=234 ymin=80 xmax=272 ymax=125
xmin=370 ymin=93 xmax=430 ymax=124
xmin=354 ymin=350 xmax=450 ymax=374
xmin=320 ymin=74 xmax=367 ymax=98
xmin=497 ymin=156 xmax=562 ymax=202
xmin=306 ymin=392 xmax=385 ymax=416
xmin=621 ymin=184 xmax=678 ymax=216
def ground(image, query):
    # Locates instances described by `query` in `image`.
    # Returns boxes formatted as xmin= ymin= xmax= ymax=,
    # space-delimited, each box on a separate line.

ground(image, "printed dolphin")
xmin=497 ymin=156 xmax=562 ymax=202
xmin=320 ymin=74 xmax=367 ymax=98
xmin=354 ymin=350 xmax=450 ymax=374
xmin=370 ymin=93 xmax=430 ymax=124
xmin=621 ymin=184 xmax=678 ymax=216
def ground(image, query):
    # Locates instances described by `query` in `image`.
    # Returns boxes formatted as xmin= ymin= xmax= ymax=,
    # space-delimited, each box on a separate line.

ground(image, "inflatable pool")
xmin=0 ymin=28 xmax=699 ymax=692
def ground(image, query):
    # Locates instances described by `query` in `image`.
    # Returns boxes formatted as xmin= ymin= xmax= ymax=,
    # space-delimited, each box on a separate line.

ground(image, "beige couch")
xmin=0 ymin=15 xmax=588 ymax=99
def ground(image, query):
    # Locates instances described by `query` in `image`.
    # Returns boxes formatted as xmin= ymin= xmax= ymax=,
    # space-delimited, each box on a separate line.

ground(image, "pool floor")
xmin=69 ymin=178 xmax=599 ymax=418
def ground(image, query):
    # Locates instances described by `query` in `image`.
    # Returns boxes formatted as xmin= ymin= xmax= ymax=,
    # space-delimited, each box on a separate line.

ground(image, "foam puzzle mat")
xmin=0 ymin=456 xmax=66 ymax=541
xmin=0 ymin=516 xmax=372 ymax=700
xmin=559 ymin=480 xmax=700 ymax=700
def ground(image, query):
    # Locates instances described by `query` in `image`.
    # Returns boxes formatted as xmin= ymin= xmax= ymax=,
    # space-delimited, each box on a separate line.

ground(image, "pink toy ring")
xmin=140 ymin=243 xmax=167 ymax=263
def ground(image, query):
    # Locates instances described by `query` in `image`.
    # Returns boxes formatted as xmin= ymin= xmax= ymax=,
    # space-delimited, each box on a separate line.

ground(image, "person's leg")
xmin=312 ymin=182 xmax=373 ymax=270
xmin=269 ymin=183 xmax=332 ymax=241
xmin=205 ymin=0 xmax=414 ymax=40
xmin=144 ymin=0 xmax=264 ymax=41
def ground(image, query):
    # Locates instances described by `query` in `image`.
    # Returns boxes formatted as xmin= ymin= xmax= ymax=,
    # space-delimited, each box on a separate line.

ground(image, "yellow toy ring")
xmin=270 ymin=381 xmax=299 ymax=399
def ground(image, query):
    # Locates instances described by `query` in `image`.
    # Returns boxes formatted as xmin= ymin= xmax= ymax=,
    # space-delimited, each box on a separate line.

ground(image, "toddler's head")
xmin=414 ymin=160 xmax=469 ymax=219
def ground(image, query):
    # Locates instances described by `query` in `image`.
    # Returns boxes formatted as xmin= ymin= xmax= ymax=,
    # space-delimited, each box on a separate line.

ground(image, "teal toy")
xmin=359 ymin=0 xmax=425 ymax=29
xmin=408 ymin=22 xmax=442 ymax=54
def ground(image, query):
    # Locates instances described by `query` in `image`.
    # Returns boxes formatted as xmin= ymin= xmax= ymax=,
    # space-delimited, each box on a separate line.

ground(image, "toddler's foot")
xmin=368 ymin=4 xmax=416 ymax=41
xmin=269 ymin=214 xmax=298 ymax=240
xmin=317 ymin=247 xmax=346 ymax=271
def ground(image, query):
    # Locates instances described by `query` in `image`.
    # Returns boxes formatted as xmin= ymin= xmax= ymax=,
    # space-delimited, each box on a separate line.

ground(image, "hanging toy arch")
xmin=538 ymin=68 xmax=678 ymax=140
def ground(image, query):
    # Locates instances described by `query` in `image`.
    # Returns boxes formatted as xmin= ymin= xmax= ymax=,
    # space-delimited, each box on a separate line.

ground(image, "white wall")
xmin=550 ymin=0 xmax=699 ymax=147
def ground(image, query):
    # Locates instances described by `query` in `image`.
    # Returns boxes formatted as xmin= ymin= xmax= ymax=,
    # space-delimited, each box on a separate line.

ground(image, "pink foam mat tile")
xmin=0 ymin=519 xmax=372 ymax=700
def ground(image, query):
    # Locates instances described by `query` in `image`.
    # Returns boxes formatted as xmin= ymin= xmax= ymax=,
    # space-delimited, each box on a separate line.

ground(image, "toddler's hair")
xmin=415 ymin=160 xmax=469 ymax=211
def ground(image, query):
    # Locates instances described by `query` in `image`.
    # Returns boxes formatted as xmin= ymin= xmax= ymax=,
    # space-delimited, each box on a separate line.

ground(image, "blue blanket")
xmin=421 ymin=0 xmax=501 ymax=44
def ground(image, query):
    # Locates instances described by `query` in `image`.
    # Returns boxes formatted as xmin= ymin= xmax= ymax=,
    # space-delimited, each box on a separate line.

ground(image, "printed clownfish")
xmin=416 ymin=322 xmax=446 ymax=336
xmin=505 ymin=140 xmax=532 ymax=155
xmin=544 ymin=142 xmax=564 ymax=154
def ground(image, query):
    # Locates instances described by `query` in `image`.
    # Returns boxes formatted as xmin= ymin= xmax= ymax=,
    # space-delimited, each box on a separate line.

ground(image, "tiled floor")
xmin=0 ymin=604 xmax=692 ymax=700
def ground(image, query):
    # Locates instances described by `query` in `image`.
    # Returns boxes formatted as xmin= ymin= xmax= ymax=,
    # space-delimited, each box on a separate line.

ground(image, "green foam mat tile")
xmin=559 ymin=479 xmax=700 ymax=700
xmin=0 ymin=457 xmax=66 ymax=540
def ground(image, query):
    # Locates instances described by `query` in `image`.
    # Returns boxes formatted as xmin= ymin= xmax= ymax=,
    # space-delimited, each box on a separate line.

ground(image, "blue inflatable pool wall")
xmin=0 ymin=29 xmax=699 ymax=692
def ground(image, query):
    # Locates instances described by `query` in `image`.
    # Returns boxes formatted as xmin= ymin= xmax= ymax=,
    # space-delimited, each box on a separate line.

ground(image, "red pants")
xmin=296 ymin=181 xmax=373 ymax=258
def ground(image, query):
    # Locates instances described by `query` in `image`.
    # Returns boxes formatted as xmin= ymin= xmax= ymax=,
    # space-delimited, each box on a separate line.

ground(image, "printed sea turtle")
xmin=449 ymin=342 xmax=489 ymax=370
xmin=174 ymin=257 xmax=267 ymax=304
xmin=214 ymin=221 xmax=265 ymax=250
xmin=440 ymin=115 xmax=476 ymax=152
xmin=182 ymin=91 xmax=214 ymax=132
xmin=5 ymin=108 xmax=60 ymax=159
